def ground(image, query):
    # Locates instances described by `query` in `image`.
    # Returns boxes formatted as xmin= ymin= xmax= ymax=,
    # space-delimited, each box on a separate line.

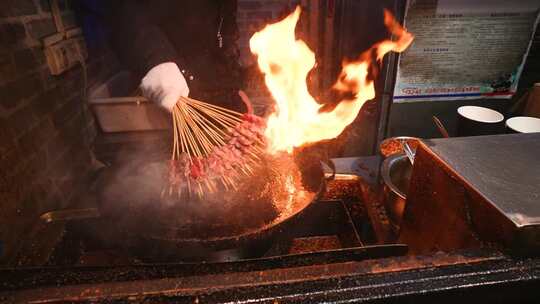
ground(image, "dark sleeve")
xmin=106 ymin=0 xmax=179 ymax=78
xmin=221 ymin=0 xmax=239 ymax=47
xmin=220 ymin=0 xmax=240 ymax=62
xmin=217 ymin=0 xmax=244 ymax=88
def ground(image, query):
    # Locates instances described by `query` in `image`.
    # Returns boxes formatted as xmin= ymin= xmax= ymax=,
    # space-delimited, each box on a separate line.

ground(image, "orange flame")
xmin=250 ymin=6 xmax=413 ymax=153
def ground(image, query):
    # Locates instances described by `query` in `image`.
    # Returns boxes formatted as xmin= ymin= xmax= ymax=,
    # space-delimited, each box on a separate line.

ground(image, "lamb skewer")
xmin=163 ymin=91 xmax=267 ymax=199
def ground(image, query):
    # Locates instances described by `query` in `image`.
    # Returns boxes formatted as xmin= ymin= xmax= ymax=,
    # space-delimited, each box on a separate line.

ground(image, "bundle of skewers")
xmin=163 ymin=93 xmax=267 ymax=198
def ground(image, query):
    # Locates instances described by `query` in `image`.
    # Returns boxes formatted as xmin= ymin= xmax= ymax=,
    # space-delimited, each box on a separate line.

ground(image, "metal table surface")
xmin=423 ymin=133 xmax=540 ymax=228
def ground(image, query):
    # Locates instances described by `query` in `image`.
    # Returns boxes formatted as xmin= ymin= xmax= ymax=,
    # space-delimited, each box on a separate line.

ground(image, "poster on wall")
xmin=393 ymin=0 xmax=540 ymax=103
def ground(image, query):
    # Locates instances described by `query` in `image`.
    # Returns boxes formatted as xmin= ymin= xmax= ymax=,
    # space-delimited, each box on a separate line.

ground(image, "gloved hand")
xmin=140 ymin=62 xmax=189 ymax=112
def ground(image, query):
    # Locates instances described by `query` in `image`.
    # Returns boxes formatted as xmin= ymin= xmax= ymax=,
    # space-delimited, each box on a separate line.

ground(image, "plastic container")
xmin=506 ymin=116 xmax=540 ymax=133
xmin=456 ymin=106 xmax=504 ymax=136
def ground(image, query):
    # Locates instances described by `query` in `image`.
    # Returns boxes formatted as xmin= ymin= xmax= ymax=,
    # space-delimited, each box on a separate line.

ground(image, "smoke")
xmin=94 ymin=144 xmax=291 ymax=239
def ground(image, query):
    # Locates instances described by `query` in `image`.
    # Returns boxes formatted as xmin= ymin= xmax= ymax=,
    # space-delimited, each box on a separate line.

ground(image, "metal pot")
xmin=381 ymin=154 xmax=412 ymax=230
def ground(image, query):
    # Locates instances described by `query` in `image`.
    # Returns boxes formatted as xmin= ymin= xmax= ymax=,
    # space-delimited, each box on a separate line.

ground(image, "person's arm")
xmin=106 ymin=0 xmax=188 ymax=111
xmin=107 ymin=1 xmax=175 ymax=76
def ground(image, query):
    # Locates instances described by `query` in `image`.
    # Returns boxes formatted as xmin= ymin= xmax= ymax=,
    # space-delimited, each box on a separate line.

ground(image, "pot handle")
xmin=39 ymin=208 xmax=101 ymax=223
xmin=432 ymin=115 xmax=450 ymax=138
xmin=321 ymin=159 xmax=336 ymax=181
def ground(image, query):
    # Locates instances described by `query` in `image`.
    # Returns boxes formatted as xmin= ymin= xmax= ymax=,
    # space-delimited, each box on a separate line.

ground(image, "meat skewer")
xmin=163 ymin=92 xmax=267 ymax=199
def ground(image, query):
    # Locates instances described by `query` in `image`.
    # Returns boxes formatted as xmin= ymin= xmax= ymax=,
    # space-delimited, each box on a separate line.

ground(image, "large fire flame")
xmin=250 ymin=6 xmax=413 ymax=153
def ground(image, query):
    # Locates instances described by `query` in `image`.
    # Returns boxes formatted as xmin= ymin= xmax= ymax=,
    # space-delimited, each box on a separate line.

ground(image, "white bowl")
xmin=506 ymin=116 xmax=540 ymax=133
xmin=457 ymin=106 xmax=504 ymax=123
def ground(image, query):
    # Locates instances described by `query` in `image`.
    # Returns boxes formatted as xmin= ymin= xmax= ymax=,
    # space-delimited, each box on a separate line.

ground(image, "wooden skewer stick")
xmin=182 ymin=96 xmax=245 ymax=118
xmin=184 ymin=105 xmax=228 ymax=146
xmin=180 ymin=106 xmax=213 ymax=156
xmin=168 ymin=95 xmax=266 ymax=197
xmin=186 ymin=99 xmax=244 ymax=124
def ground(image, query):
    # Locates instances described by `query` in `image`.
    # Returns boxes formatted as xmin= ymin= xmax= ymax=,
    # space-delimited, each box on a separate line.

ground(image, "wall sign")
xmin=394 ymin=0 xmax=540 ymax=102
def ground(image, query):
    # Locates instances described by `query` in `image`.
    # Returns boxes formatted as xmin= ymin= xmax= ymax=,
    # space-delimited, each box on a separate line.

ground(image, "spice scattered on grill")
xmin=164 ymin=94 xmax=267 ymax=198
xmin=379 ymin=137 xmax=420 ymax=158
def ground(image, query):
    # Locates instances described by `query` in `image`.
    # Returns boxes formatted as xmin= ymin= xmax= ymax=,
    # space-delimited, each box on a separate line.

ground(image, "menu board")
xmin=393 ymin=0 xmax=540 ymax=102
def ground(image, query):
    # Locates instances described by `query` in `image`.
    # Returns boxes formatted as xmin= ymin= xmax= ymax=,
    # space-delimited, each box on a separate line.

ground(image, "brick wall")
xmin=0 ymin=0 xmax=118 ymax=263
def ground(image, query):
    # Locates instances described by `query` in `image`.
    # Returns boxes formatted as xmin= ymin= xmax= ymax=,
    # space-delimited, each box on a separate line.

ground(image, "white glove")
xmin=140 ymin=62 xmax=189 ymax=112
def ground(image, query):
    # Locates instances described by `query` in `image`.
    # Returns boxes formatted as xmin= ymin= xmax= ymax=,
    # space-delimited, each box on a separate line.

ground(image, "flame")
xmin=250 ymin=7 xmax=413 ymax=153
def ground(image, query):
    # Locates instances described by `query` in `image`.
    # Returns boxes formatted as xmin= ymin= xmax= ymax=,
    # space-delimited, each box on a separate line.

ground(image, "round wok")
xmin=95 ymin=152 xmax=331 ymax=262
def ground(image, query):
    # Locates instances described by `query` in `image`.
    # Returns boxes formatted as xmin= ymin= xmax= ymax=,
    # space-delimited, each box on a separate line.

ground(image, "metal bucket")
xmin=381 ymin=154 xmax=412 ymax=231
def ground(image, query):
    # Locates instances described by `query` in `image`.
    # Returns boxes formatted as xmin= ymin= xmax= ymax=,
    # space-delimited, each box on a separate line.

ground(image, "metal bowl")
xmin=381 ymin=153 xmax=412 ymax=229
